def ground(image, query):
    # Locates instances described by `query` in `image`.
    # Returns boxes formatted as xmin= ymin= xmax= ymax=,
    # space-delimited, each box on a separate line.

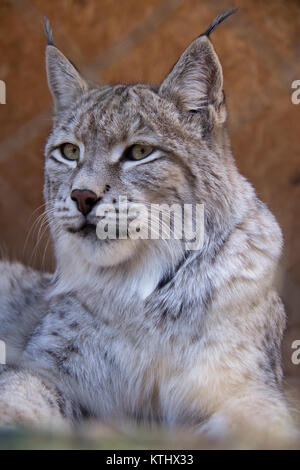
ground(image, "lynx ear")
xmin=159 ymin=35 xmax=225 ymax=124
xmin=46 ymin=45 xmax=89 ymax=112
xmin=44 ymin=18 xmax=89 ymax=112
xmin=159 ymin=9 xmax=237 ymax=126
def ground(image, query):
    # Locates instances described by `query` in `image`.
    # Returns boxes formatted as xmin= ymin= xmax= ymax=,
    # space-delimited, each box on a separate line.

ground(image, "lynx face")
xmin=44 ymin=23 xmax=236 ymax=269
xmin=45 ymin=85 xmax=190 ymax=267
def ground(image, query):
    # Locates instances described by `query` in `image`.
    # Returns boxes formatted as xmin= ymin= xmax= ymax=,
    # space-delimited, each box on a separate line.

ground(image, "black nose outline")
xmin=71 ymin=189 xmax=99 ymax=216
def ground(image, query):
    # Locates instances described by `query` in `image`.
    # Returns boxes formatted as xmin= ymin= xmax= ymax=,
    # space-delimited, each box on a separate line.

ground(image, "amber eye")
xmin=128 ymin=144 xmax=154 ymax=161
xmin=60 ymin=143 xmax=80 ymax=161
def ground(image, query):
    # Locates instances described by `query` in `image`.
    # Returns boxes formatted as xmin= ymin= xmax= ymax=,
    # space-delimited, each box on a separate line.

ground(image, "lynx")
xmin=0 ymin=10 xmax=296 ymax=444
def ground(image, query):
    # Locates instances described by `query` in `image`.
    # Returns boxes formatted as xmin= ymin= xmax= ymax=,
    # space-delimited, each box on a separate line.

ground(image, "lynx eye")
xmin=60 ymin=143 xmax=80 ymax=161
xmin=128 ymin=144 xmax=154 ymax=161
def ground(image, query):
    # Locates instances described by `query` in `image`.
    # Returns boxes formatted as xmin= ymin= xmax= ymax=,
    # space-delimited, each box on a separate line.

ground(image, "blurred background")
xmin=0 ymin=0 xmax=299 ymax=445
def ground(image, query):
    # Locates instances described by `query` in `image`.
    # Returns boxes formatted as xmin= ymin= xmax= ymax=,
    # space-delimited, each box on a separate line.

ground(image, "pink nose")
xmin=71 ymin=189 xmax=98 ymax=216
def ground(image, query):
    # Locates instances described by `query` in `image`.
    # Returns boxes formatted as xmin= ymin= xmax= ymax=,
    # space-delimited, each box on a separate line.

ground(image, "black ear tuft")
xmin=43 ymin=16 xmax=54 ymax=46
xmin=201 ymin=8 xmax=238 ymax=38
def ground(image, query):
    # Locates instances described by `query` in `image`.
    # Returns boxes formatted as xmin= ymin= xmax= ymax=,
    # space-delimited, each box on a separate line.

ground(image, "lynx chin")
xmin=0 ymin=9 xmax=297 ymax=445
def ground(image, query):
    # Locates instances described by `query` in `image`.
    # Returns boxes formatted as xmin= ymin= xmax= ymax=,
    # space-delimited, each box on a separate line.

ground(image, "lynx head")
xmin=44 ymin=10 xmax=240 ymax=275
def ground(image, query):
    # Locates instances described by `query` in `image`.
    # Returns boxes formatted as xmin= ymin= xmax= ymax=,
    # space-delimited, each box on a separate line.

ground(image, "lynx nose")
xmin=71 ymin=189 xmax=98 ymax=216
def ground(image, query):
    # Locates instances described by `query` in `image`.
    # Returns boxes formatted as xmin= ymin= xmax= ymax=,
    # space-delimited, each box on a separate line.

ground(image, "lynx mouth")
xmin=68 ymin=223 xmax=96 ymax=236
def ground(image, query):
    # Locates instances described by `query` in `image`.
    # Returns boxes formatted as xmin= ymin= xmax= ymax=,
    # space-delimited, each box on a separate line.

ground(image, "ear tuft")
xmin=201 ymin=8 xmax=238 ymax=37
xmin=43 ymin=16 xmax=54 ymax=46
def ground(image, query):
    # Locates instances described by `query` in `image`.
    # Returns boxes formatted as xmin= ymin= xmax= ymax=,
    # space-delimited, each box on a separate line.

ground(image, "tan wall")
xmin=0 ymin=0 xmax=299 ymax=397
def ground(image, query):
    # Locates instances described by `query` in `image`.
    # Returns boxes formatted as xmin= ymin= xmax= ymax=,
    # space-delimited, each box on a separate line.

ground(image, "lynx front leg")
xmin=0 ymin=368 xmax=70 ymax=430
xmin=187 ymin=349 xmax=299 ymax=447
xmin=199 ymin=385 xmax=297 ymax=447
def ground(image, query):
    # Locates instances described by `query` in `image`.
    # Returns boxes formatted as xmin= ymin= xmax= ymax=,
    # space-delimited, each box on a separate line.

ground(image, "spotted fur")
xmin=0 ymin=12 xmax=297 ymax=444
